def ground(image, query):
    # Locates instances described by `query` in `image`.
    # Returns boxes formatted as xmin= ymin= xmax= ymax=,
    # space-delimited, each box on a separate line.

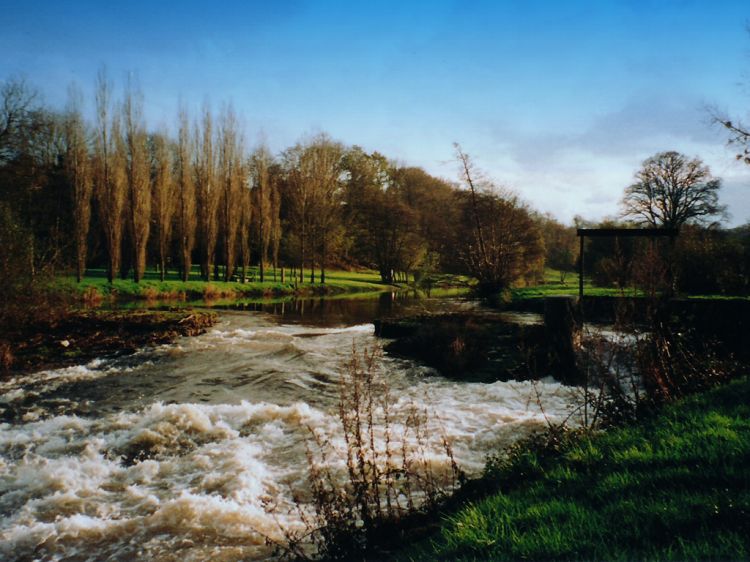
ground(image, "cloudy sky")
xmin=3 ymin=0 xmax=749 ymax=224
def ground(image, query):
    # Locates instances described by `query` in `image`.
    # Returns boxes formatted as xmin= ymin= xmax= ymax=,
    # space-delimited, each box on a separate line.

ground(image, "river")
xmin=0 ymin=295 xmax=582 ymax=561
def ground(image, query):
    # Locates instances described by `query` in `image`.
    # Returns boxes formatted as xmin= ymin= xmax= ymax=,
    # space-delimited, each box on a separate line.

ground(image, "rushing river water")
xmin=0 ymin=295 xmax=582 ymax=561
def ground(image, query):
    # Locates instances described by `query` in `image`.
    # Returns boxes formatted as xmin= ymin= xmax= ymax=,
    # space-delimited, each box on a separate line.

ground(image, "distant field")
xmin=511 ymin=269 xmax=638 ymax=300
xmin=511 ymin=269 xmax=749 ymax=301
xmin=54 ymin=267 xmax=472 ymax=301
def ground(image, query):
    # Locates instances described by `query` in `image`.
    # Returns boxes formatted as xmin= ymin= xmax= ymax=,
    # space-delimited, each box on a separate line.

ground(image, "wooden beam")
xmin=579 ymin=234 xmax=584 ymax=299
xmin=576 ymin=228 xmax=678 ymax=238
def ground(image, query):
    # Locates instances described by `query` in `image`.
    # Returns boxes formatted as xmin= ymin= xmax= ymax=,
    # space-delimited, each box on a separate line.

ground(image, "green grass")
xmin=54 ymin=267 xmax=475 ymax=303
xmin=55 ymin=266 xmax=398 ymax=301
xmin=405 ymin=377 xmax=750 ymax=561
xmin=510 ymin=269 xmax=638 ymax=300
xmin=512 ymin=268 xmax=750 ymax=301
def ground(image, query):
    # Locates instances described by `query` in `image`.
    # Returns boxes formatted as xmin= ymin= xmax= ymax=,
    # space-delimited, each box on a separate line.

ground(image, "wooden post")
xmin=544 ymin=296 xmax=583 ymax=385
xmin=579 ymin=234 xmax=584 ymax=300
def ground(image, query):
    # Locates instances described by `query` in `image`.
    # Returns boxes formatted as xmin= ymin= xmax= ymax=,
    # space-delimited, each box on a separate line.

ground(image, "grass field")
xmin=53 ymin=267 xmax=475 ymax=303
xmin=405 ymin=376 xmax=750 ymax=560
xmin=510 ymin=269 xmax=643 ymax=300
xmin=511 ymin=269 xmax=750 ymax=301
xmin=56 ymin=266 xmax=396 ymax=301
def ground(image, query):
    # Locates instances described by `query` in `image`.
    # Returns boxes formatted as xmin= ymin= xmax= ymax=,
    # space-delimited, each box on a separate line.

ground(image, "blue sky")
xmin=2 ymin=0 xmax=749 ymax=224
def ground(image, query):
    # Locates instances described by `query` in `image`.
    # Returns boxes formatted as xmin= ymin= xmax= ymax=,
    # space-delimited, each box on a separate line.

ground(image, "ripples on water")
xmin=0 ymin=301 xmax=580 ymax=561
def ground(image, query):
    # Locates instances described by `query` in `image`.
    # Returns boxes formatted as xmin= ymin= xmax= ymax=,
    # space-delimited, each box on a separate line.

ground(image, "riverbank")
xmin=0 ymin=309 xmax=217 ymax=375
xmin=399 ymin=375 xmax=750 ymax=560
xmin=59 ymin=268 xmax=395 ymax=302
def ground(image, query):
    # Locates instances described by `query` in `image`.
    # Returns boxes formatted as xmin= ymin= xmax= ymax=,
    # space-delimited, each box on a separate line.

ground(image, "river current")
xmin=0 ymin=297 xmax=581 ymax=561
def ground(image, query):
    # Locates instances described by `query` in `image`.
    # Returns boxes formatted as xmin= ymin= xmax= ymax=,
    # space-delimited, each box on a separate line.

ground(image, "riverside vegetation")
xmin=2 ymin=66 xmax=750 ymax=561
xmin=404 ymin=375 xmax=750 ymax=561
xmin=278 ymin=295 xmax=747 ymax=560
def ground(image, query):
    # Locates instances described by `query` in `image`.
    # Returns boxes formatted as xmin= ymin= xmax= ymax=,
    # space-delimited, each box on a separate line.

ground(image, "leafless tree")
xmin=307 ymin=135 xmax=344 ymax=284
xmin=0 ymin=76 xmax=39 ymax=163
xmin=175 ymin=108 xmax=196 ymax=281
xmin=713 ymin=113 xmax=750 ymax=165
xmin=217 ymin=105 xmax=244 ymax=281
xmin=93 ymin=68 xmax=127 ymax=283
xmin=251 ymin=145 xmax=273 ymax=282
xmin=454 ymin=143 xmax=490 ymax=274
xmin=151 ymin=130 xmax=176 ymax=281
xmin=122 ymin=78 xmax=151 ymax=282
xmin=454 ymin=145 xmax=544 ymax=291
xmin=63 ymin=85 xmax=92 ymax=282
xmin=284 ymin=142 xmax=312 ymax=283
xmin=621 ymin=151 xmax=726 ymax=229
xmin=269 ymin=164 xmax=282 ymax=282
xmin=195 ymin=104 xmax=219 ymax=280
xmin=238 ymin=176 xmax=252 ymax=282
xmin=284 ymin=134 xmax=343 ymax=284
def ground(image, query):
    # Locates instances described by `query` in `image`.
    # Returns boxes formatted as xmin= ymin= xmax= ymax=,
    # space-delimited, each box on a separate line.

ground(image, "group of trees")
xmin=581 ymin=150 xmax=747 ymax=295
xmin=0 ymin=73 xmax=547 ymax=294
xmin=1 ymin=66 xmax=747 ymax=300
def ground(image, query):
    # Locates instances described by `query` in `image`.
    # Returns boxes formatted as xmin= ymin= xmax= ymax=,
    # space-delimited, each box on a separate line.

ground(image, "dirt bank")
xmin=0 ymin=309 xmax=217 ymax=376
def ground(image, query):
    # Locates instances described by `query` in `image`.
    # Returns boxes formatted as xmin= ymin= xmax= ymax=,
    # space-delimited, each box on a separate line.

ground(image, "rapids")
xmin=0 ymin=297 xmax=581 ymax=561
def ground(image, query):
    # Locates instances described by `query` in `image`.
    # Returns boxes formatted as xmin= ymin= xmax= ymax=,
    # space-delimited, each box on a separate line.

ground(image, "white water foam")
xmin=0 ymin=312 xmax=582 ymax=560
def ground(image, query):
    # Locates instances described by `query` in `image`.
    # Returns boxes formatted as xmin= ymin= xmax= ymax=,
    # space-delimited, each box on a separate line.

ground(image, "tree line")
xmin=0 ymin=73 xmax=546 ymax=293
xmin=1 ymin=70 xmax=748 ymax=300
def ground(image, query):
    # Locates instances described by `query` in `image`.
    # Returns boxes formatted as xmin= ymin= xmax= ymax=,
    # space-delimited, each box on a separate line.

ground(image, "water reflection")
xmin=202 ymin=292 xmax=482 ymax=326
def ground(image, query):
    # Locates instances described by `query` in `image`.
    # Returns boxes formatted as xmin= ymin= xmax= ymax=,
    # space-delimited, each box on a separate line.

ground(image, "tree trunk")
xmin=299 ymin=230 xmax=305 ymax=283
xmin=321 ymin=236 xmax=326 ymax=284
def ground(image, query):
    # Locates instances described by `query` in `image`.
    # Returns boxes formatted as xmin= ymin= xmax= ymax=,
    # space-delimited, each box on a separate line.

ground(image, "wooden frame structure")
xmin=576 ymin=228 xmax=678 ymax=299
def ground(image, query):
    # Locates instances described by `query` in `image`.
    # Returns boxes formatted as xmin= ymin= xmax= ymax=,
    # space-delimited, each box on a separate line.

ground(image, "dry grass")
xmin=274 ymin=346 xmax=463 ymax=560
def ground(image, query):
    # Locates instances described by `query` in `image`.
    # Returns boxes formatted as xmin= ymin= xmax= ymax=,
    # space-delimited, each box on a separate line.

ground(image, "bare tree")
xmin=151 ymin=131 xmax=176 ymax=281
xmin=63 ymin=85 xmax=92 ymax=282
xmin=217 ymin=105 xmax=244 ymax=281
xmin=0 ymin=76 xmax=39 ymax=164
xmin=621 ymin=151 xmax=726 ymax=229
xmin=270 ymin=166 xmax=283 ymax=281
xmin=175 ymin=108 xmax=196 ymax=281
xmin=284 ymin=134 xmax=343 ymax=284
xmin=251 ymin=145 xmax=273 ymax=282
xmin=269 ymin=164 xmax=282 ymax=282
xmin=715 ymin=115 xmax=750 ymax=165
xmin=454 ymin=143 xmax=490 ymax=274
xmin=195 ymin=104 xmax=219 ymax=280
xmin=453 ymin=146 xmax=544 ymax=291
xmin=238 ymin=175 xmax=252 ymax=282
xmin=307 ymin=135 xmax=344 ymax=284
xmin=122 ymin=78 xmax=151 ymax=283
xmin=93 ymin=68 xmax=127 ymax=283
xmin=284 ymin=142 xmax=312 ymax=283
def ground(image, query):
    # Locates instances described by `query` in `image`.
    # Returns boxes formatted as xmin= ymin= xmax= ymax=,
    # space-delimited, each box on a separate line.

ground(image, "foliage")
xmin=673 ymin=224 xmax=750 ymax=295
xmin=278 ymin=348 xmax=463 ymax=560
xmin=453 ymin=146 xmax=545 ymax=293
xmin=406 ymin=376 xmax=750 ymax=561
xmin=455 ymin=190 xmax=544 ymax=293
xmin=5 ymin=71 xmax=744 ymax=301
xmin=537 ymin=214 xmax=578 ymax=283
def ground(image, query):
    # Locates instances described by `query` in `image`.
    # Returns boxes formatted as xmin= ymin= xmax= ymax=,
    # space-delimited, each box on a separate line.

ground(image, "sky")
xmin=2 ymin=0 xmax=749 ymax=225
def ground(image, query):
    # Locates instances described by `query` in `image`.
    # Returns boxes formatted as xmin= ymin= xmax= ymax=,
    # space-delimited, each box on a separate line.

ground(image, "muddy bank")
xmin=0 ymin=309 xmax=217 ymax=376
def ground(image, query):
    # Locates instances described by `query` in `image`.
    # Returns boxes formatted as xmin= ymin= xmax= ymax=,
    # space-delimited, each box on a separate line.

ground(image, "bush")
xmin=279 ymin=347 xmax=463 ymax=560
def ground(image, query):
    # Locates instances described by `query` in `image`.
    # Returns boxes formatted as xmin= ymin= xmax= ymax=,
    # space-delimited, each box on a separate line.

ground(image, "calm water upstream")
xmin=0 ymin=295 xmax=581 ymax=561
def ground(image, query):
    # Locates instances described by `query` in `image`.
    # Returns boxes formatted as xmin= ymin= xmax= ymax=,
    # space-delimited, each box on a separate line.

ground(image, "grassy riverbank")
xmin=403 ymin=376 xmax=750 ymax=561
xmin=57 ymin=267 xmax=396 ymax=301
